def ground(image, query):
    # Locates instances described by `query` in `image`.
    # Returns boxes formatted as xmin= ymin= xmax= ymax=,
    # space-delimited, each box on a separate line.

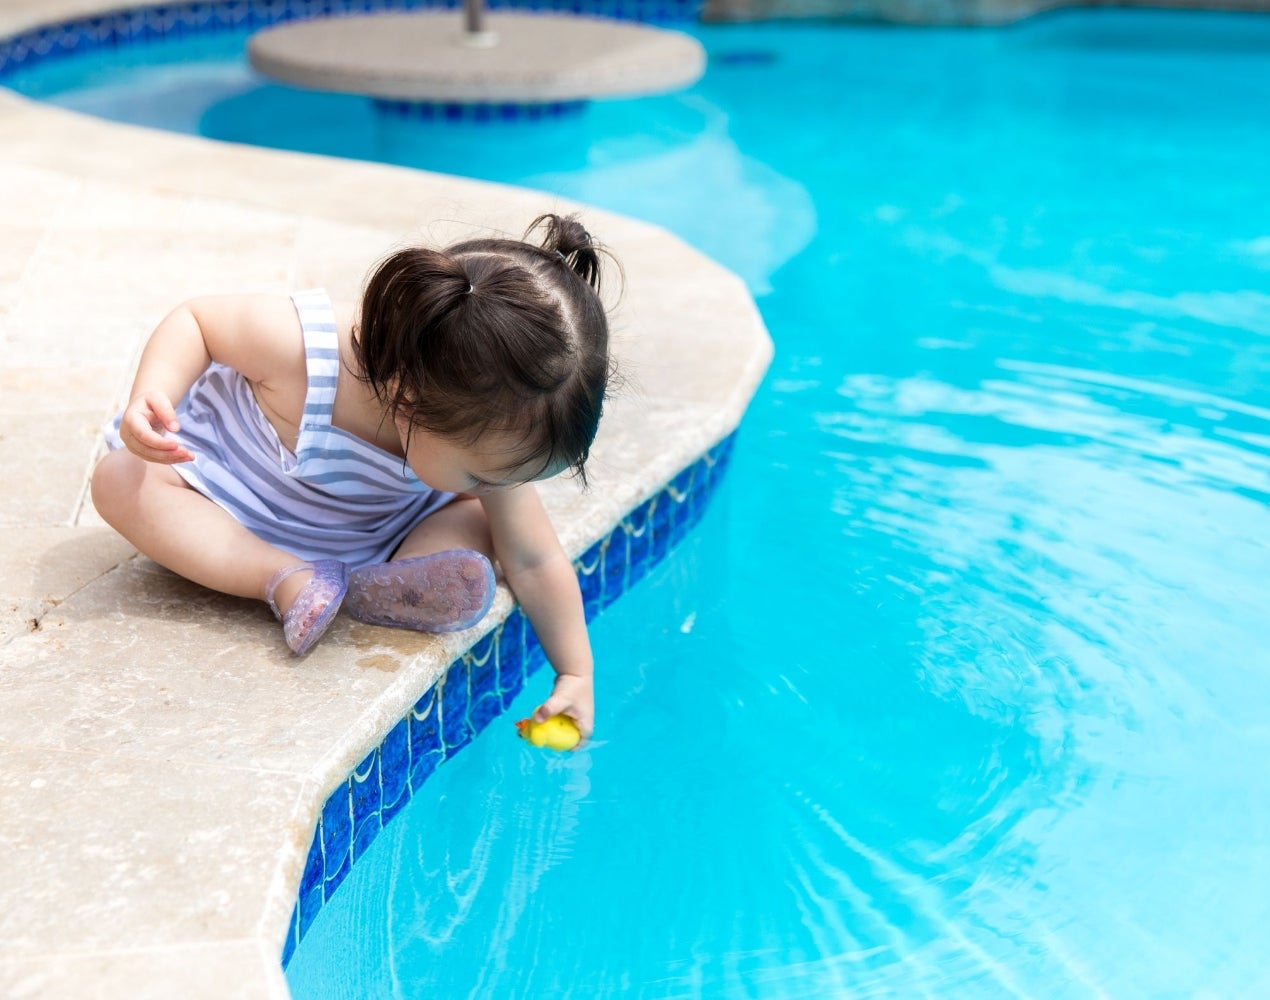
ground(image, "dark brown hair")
xmin=354 ymin=214 xmax=615 ymax=485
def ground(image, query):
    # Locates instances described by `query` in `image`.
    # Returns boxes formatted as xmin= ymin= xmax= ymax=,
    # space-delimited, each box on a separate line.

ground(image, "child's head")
xmin=354 ymin=214 xmax=614 ymax=488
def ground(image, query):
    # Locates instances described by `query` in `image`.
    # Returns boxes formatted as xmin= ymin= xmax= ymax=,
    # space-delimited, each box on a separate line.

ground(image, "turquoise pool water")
xmin=9 ymin=11 xmax=1270 ymax=996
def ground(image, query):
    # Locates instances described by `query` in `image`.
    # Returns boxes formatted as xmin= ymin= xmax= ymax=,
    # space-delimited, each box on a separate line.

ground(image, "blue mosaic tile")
xmin=575 ymin=537 xmax=604 ymax=621
xmin=648 ymin=489 xmax=674 ymax=566
xmin=409 ymin=742 xmax=443 ymax=792
xmin=523 ymin=616 xmax=549 ymax=676
xmin=373 ymin=97 xmax=587 ymax=122
xmin=185 ymin=2 xmax=220 ymax=25
xmin=439 ymin=664 xmax=473 ymax=754
xmin=380 ymin=719 xmax=410 ymax=823
xmin=705 ymin=435 xmax=735 ymax=487
xmin=666 ymin=464 xmax=696 ymax=541
xmin=259 ymin=3 xmax=288 ymax=26
xmin=467 ymin=631 xmax=498 ymax=700
xmin=624 ymin=499 xmax=655 ymax=589
xmin=408 ymin=685 xmax=438 ymax=754
xmin=350 ymin=748 xmax=382 ymax=860
xmin=407 ymin=686 xmax=443 ymax=791
xmin=352 ymin=810 xmax=380 ymax=860
xmin=323 ymin=847 xmax=351 ymax=901
xmin=298 ymin=882 xmax=324 ymax=937
xmin=319 ymin=787 xmax=352 ymax=884
xmin=598 ymin=526 xmax=629 ymax=611
xmin=282 ymin=903 xmax=299 ymax=966
xmin=2 ymin=37 xmax=29 ymax=71
xmin=224 ymin=0 xmax=254 ymax=22
xmin=72 ymin=19 xmax=100 ymax=46
xmin=496 ymin=609 xmax=529 ymax=710
xmin=219 ymin=0 xmax=251 ymax=23
xmin=109 ymin=12 xmax=138 ymax=43
xmin=678 ymin=473 xmax=708 ymax=538
xmin=299 ymin=826 xmax=325 ymax=901
xmin=469 ymin=689 xmax=503 ymax=733
xmin=466 ymin=629 xmax=503 ymax=733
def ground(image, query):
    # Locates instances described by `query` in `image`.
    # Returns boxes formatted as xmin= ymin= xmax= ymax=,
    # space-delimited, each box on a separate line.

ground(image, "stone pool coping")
xmin=0 ymin=3 xmax=772 ymax=995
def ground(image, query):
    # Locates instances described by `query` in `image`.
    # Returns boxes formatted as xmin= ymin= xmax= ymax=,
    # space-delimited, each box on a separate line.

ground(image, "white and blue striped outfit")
xmin=106 ymin=289 xmax=454 ymax=568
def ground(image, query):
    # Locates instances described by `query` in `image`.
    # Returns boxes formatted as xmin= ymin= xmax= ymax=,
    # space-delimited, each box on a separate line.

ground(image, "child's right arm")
xmin=118 ymin=295 xmax=304 ymax=464
xmin=480 ymin=485 xmax=596 ymax=742
xmin=117 ymin=304 xmax=208 ymax=464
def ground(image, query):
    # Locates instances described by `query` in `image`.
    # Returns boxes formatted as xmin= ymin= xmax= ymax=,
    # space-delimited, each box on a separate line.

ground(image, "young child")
xmin=91 ymin=214 xmax=612 ymax=742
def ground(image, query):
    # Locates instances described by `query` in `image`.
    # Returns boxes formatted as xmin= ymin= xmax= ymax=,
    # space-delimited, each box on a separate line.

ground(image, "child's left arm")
xmin=480 ymin=486 xmax=594 ymax=743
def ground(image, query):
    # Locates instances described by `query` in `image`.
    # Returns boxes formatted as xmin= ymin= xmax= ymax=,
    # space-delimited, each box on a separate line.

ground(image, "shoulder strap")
xmin=291 ymin=288 xmax=340 ymax=465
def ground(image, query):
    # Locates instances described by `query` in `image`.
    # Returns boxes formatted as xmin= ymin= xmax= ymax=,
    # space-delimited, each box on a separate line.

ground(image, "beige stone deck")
xmin=0 ymin=3 xmax=770 ymax=997
xmin=248 ymin=12 xmax=706 ymax=103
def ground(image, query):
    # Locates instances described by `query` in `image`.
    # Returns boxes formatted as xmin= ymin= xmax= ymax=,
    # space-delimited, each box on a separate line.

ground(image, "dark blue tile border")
xmin=278 ymin=431 xmax=736 ymax=968
xmin=0 ymin=0 xmax=705 ymax=80
xmin=373 ymin=97 xmax=588 ymax=122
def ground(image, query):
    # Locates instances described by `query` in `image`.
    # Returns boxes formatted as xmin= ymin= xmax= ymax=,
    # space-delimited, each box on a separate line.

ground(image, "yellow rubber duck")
xmin=515 ymin=713 xmax=582 ymax=752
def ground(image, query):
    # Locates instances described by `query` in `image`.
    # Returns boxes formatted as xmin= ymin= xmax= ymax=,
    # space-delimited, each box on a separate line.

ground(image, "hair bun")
xmin=530 ymin=213 xmax=602 ymax=291
xmin=436 ymin=250 xmax=475 ymax=301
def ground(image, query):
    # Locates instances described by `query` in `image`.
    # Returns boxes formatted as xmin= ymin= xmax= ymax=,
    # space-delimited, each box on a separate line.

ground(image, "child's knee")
xmin=89 ymin=450 xmax=143 ymax=523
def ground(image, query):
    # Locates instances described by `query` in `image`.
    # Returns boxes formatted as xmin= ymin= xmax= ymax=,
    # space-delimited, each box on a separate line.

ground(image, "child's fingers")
xmin=151 ymin=445 xmax=195 ymax=464
xmin=122 ymin=412 xmax=193 ymax=463
xmin=534 ymin=701 xmax=593 ymax=743
xmin=146 ymin=392 xmax=181 ymax=433
xmin=126 ymin=392 xmax=180 ymax=435
xmin=124 ymin=410 xmax=175 ymax=448
xmin=128 ymin=439 xmax=193 ymax=464
xmin=532 ymin=697 xmax=567 ymax=723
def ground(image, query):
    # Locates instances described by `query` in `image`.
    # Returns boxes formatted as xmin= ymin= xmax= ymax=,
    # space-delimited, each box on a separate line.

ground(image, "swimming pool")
xmin=8 ymin=9 xmax=1270 ymax=997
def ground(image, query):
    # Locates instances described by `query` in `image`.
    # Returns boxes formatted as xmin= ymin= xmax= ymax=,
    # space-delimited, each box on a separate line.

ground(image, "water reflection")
xmin=806 ymin=358 xmax=1270 ymax=996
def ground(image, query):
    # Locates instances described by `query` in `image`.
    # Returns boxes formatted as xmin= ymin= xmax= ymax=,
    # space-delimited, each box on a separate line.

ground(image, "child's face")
xmin=396 ymin=418 xmax=561 ymax=496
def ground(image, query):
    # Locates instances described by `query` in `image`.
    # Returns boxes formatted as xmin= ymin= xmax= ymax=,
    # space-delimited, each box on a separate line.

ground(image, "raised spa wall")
xmin=0 ymin=1 xmax=771 ymax=996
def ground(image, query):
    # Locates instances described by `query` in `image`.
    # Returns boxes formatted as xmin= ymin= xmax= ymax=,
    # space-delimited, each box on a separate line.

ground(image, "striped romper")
xmin=105 ymin=288 xmax=455 ymax=568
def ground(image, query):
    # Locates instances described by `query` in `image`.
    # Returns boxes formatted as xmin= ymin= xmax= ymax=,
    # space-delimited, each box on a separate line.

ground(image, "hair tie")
xmin=555 ymin=250 xmax=567 ymax=262
xmin=465 ymin=283 xmax=474 ymax=294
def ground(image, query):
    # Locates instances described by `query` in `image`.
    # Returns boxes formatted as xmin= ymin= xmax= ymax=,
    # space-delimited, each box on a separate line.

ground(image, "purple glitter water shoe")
xmin=265 ymin=559 xmax=349 ymax=655
xmin=345 ymin=549 xmax=496 ymax=633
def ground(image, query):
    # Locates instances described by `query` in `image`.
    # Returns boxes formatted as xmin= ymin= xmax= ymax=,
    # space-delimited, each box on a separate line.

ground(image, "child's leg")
xmin=345 ymin=497 xmax=496 ymax=632
xmin=391 ymin=496 xmax=494 ymax=562
xmin=91 ymin=449 xmax=320 ymax=615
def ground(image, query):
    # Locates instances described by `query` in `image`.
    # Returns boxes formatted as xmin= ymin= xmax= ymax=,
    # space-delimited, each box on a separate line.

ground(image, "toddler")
xmin=91 ymin=214 xmax=612 ymax=741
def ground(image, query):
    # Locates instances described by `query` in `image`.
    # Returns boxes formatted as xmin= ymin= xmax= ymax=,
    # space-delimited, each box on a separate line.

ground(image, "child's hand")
xmin=533 ymin=673 xmax=594 ymax=746
xmin=120 ymin=391 xmax=194 ymax=464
